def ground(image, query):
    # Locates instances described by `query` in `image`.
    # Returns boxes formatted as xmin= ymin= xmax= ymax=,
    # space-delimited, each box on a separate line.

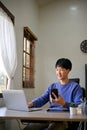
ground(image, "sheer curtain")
xmin=0 ymin=8 xmax=17 ymax=89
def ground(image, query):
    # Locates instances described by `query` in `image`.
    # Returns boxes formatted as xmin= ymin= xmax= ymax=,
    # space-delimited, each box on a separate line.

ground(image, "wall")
xmin=38 ymin=0 xmax=87 ymax=93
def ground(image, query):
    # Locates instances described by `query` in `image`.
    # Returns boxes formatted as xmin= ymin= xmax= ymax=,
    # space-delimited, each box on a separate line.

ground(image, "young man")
xmin=24 ymin=58 xmax=82 ymax=130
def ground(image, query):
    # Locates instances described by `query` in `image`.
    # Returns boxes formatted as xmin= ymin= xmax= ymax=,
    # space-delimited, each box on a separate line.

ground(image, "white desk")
xmin=0 ymin=107 xmax=87 ymax=122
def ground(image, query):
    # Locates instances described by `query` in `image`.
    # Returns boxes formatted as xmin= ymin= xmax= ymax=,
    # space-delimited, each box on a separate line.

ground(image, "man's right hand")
xmin=28 ymin=102 xmax=34 ymax=108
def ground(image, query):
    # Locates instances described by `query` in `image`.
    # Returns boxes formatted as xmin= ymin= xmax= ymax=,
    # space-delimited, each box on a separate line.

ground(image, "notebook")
xmin=2 ymin=89 xmax=42 ymax=112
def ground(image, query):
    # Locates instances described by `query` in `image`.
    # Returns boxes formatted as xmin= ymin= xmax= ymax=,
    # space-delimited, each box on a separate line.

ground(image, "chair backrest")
xmin=69 ymin=78 xmax=80 ymax=84
xmin=81 ymin=87 xmax=86 ymax=99
xmin=69 ymin=78 xmax=86 ymax=99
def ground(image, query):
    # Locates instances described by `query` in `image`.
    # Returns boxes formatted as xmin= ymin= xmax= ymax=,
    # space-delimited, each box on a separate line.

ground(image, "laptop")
xmin=2 ymin=89 xmax=42 ymax=112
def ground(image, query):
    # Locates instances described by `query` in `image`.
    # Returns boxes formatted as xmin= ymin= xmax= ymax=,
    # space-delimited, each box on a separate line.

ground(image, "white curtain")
xmin=0 ymin=8 xmax=17 ymax=89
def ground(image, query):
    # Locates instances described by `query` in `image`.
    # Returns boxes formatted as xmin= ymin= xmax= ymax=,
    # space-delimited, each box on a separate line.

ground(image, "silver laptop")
xmin=2 ymin=89 xmax=42 ymax=112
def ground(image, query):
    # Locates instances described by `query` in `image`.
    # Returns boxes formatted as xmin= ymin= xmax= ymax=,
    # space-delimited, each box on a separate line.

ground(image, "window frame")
xmin=22 ymin=27 xmax=37 ymax=88
xmin=0 ymin=1 xmax=14 ymax=24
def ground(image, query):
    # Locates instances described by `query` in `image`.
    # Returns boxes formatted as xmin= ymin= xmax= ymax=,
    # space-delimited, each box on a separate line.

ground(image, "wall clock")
xmin=80 ymin=40 xmax=87 ymax=53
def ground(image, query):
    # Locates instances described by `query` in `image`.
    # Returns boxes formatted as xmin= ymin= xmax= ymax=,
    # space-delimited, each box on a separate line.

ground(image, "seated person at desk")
xmin=23 ymin=58 xmax=83 ymax=130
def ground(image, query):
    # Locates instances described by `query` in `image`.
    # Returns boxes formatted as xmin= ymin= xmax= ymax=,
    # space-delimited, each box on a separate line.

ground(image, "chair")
xmin=69 ymin=78 xmax=80 ymax=84
xmin=69 ymin=78 xmax=86 ymax=99
xmin=81 ymin=87 xmax=86 ymax=100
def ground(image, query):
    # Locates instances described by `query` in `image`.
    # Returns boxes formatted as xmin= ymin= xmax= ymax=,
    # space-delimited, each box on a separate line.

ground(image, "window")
xmin=0 ymin=67 xmax=7 ymax=93
xmin=22 ymin=27 xmax=37 ymax=88
xmin=0 ymin=1 xmax=14 ymax=96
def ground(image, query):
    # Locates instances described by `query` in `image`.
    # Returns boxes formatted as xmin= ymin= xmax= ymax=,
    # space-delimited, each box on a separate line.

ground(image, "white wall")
xmin=37 ymin=0 xmax=87 ymax=94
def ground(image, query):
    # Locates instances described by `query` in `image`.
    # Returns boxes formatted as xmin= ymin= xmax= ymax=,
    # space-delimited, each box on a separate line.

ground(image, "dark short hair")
xmin=55 ymin=58 xmax=72 ymax=70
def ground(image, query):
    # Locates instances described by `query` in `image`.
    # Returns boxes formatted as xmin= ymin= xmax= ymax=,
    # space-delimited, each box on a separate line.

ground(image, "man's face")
xmin=56 ymin=66 xmax=70 ymax=80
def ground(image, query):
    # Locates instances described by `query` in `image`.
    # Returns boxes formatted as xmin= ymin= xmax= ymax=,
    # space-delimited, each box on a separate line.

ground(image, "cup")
xmin=70 ymin=107 xmax=77 ymax=115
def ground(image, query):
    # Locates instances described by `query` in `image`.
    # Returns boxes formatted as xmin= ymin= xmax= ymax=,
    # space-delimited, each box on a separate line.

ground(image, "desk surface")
xmin=0 ymin=107 xmax=87 ymax=122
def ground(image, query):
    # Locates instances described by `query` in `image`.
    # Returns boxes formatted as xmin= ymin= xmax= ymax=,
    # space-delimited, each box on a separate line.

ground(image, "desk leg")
xmin=78 ymin=122 xmax=82 ymax=130
xmin=0 ymin=120 xmax=5 ymax=130
xmin=84 ymin=122 xmax=87 ymax=130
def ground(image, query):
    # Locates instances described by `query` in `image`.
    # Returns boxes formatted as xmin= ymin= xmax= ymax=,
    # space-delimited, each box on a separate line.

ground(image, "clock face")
xmin=80 ymin=40 xmax=87 ymax=53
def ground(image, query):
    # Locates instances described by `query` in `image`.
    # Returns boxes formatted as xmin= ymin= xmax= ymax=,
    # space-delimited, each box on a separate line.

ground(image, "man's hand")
xmin=28 ymin=102 xmax=34 ymax=108
xmin=50 ymin=93 xmax=66 ymax=106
